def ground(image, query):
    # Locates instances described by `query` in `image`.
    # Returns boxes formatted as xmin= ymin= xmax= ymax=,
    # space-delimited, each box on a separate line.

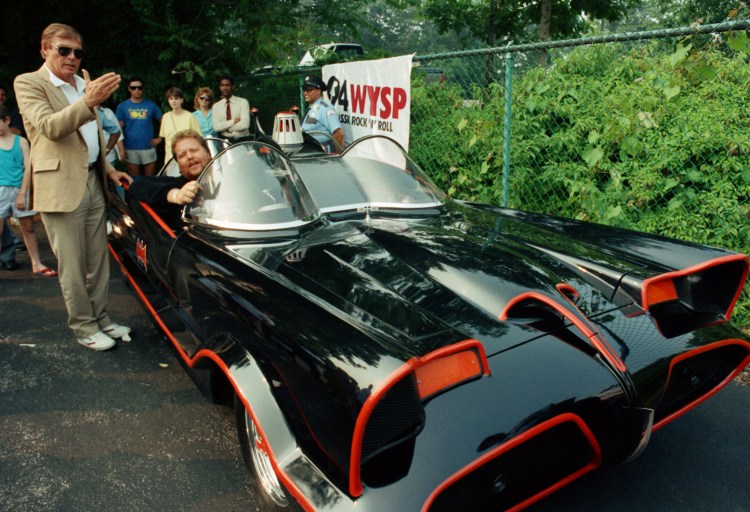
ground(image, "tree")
xmin=421 ymin=0 xmax=641 ymax=76
xmin=604 ymin=1 xmax=748 ymax=35
xmin=423 ymin=0 xmax=642 ymax=47
xmin=654 ymin=0 xmax=748 ymax=25
xmin=423 ymin=0 xmax=526 ymax=47
xmin=604 ymin=0 xmax=671 ymax=31
xmin=359 ymin=0 xmax=479 ymax=54
xmin=0 ymin=0 xmax=388 ymax=109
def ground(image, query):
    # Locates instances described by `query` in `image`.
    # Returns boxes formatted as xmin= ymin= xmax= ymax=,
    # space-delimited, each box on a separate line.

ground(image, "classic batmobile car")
xmin=107 ymin=135 xmax=750 ymax=512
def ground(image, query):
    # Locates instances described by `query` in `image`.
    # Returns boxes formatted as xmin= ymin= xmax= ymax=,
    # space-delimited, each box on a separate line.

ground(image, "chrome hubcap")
xmin=245 ymin=411 xmax=288 ymax=507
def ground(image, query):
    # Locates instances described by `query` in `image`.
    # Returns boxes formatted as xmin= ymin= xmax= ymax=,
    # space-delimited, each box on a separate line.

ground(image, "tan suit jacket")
xmin=14 ymin=66 xmax=114 ymax=212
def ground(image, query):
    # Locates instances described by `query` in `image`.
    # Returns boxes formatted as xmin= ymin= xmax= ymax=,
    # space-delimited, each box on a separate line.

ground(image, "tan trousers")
xmin=41 ymin=171 xmax=112 ymax=338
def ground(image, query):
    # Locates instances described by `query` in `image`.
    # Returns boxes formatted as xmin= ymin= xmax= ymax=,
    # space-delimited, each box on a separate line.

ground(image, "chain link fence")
xmin=240 ymin=20 xmax=750 ymax=324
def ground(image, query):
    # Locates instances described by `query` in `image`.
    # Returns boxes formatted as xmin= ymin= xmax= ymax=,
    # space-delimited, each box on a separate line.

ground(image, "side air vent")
xmin=641 ymin=255 xmax=748 ymax=338
xmin=424 ymin=413 xmax=601 ymax=512
xmin=350 ymin=339 xmax=488 ymax=497
xmin=361 ymin=374 xmax=425 ymax=464
xmin=500 ymin=292 xmax=627 ymax=372
xmin=359 ymin=373 xmax=425 ymax=488
xmin=654 ymin=339 xmax=750 ymax=429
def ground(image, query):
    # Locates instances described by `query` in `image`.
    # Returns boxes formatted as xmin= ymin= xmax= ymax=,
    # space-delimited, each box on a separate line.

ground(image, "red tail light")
xmin=643 ymin=279 xmax=678 ymax=307
xmin=415 ymin=348 xmax=484 ymax=400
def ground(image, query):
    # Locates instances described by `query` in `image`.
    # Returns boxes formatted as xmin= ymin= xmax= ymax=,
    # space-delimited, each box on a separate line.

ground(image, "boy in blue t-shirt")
xmin=116 ymin=76 xmax=163 ymax=176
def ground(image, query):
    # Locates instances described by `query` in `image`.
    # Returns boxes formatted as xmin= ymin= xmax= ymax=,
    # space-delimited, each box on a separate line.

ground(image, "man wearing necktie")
xmin=211 ymin=75 xmax=250 ymax=140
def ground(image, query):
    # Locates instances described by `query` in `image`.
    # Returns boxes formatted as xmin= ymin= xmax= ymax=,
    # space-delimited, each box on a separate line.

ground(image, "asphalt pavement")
xmin=1 ymin=221 xmax=258 ymax=511
xmin=1 ymin=220 xmax=749 ymax=512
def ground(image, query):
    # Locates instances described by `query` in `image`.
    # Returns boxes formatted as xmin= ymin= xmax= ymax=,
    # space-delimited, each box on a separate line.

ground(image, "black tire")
xmin=234 ymin=394 xmax=292 ymax=511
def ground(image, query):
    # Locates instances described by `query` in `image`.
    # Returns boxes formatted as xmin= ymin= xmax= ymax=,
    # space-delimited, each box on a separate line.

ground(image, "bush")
xmin=411 ymin=37 xmax=750 ymax=328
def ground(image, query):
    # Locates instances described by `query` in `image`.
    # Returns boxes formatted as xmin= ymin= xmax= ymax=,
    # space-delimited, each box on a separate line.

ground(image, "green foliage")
xmin=655 ymin=0 xmax=749 ymax=25
xmin=360 ymin=0 xmax=470 ymax=54
xmin=422 ymin=0 xmax=640 ymax=46
xmin=0 ymin=0 xmax=381 ymax=111
xmin=411 ymin=32 xmax=750 ymax=327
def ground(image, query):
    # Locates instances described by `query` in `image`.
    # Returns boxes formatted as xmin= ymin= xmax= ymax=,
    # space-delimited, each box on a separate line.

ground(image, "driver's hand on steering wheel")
xmin=172 ymin=181 xmax=202 ymax=205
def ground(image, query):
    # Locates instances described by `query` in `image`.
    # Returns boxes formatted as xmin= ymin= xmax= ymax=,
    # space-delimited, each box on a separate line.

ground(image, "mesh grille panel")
xmin=361 ymin=373 xmax=425 ymax=462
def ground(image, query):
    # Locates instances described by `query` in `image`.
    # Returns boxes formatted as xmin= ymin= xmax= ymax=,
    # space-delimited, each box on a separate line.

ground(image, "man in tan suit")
xmin=14 ymin=23 xmax=133 ymax=351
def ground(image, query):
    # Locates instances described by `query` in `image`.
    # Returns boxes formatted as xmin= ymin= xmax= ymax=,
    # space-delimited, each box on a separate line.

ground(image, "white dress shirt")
xmin=46 ymin=65 xmax=100 ymax=164
xmin=212 ymin=95 xmax=250 ymax=139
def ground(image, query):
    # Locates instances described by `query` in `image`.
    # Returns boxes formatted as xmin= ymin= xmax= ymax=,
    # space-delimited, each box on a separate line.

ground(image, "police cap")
xmin=302 ymin=75 xmax=327 ymax=91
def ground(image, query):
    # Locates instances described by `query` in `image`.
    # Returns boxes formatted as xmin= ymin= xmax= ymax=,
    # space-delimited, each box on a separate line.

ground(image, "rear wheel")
xmin=234 ymin=394 xmax=291 ymax=510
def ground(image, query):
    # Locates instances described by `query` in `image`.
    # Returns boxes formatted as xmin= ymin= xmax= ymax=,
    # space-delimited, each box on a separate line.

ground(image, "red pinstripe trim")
xmin=349 ymin=339 xmax=489 ymax=497
xmin=555 ymin=282 xmax=580 ymax=301
xmin=421 ymin=413 xmax=602 ymax=512
xmin=116 ymin=177 xmax=176 ymax=239
xmin=499 ymin=291 xmax=627 ymax=372
xmin=138 ymin=201 xmax=177 ymax=239
xmin=653 ymin=338 xmax=750 ymax=431
xmin=107 ymin=244 xmax=315 ymax=511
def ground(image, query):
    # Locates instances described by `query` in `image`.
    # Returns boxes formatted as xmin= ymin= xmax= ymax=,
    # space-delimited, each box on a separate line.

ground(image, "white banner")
xmin=322 ymin=55 xmax=413 ymax=151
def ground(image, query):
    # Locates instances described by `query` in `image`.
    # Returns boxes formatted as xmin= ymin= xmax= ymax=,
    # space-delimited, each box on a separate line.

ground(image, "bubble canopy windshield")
xmin=185 ymin=136 xmax=447 ymax=231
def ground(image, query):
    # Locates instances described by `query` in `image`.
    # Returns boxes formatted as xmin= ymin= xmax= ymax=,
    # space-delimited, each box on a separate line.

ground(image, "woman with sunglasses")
xmin=192 ymin=87 xmax=217 ymax=137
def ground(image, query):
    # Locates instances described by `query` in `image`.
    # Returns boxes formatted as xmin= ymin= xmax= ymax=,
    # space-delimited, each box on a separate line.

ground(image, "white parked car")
xmin=299 ymin=43 xmax=364 ymax=66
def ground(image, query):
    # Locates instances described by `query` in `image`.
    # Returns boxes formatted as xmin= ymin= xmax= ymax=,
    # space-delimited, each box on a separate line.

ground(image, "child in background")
xmin=0 ymin=105 xmax=57 ymax=276
xmin=159 ymin=87 xmax=200 ymax=162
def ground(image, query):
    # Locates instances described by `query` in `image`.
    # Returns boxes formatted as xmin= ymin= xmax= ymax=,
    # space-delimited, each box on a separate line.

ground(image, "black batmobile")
xmin=107 ymin=134 xmax=750 ymax=512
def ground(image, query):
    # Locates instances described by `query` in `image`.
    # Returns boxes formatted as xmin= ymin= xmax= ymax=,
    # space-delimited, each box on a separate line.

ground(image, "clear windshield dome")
xmin=184 ymin=136 xmax=446 ymax=231
xmin=185 ymin=143 xmax=319 ymax=230
xmin=296 ymin=136 xmax=447 ymax=212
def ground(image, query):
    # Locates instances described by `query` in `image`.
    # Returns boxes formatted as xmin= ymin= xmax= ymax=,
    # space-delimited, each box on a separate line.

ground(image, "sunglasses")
xmin=199 ymin=96 xmax=211 ymax=100
xmin=51 ymin=43 xmax=84 ymax=60
xmin=129 ymin=85 xmax=144 ymax=90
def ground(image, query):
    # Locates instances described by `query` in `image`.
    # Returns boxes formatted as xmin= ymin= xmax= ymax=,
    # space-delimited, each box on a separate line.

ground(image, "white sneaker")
xmin=78 ymin=331 xmax=116 ymax=351
xmin=102 ymin=322 xmax=132 ymax=341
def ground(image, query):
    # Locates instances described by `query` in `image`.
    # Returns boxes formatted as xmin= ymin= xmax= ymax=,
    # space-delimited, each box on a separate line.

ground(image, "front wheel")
xmin=235 ymin=394 xmax=292 ymax=510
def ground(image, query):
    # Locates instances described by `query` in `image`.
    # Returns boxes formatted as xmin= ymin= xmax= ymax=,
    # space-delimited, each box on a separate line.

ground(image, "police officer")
xmin=301 ymin=75 xmax=345 ymax=150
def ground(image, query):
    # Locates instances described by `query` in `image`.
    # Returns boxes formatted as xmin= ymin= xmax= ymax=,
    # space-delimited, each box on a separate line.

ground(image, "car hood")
xmin=255 ymin=202 xmax=651 ymax=359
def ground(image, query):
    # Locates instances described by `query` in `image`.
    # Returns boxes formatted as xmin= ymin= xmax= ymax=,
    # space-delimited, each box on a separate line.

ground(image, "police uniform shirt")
xmin=302 ymin=98 xmax=342 ymax=143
